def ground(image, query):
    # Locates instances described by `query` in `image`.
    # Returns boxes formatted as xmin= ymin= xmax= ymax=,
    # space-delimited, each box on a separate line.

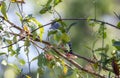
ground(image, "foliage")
xmin=0 ymin=0 xmax=120 ymax=78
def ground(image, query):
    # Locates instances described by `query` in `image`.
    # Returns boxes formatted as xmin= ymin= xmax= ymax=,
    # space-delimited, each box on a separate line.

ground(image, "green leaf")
xmin=113 ymin=43 xmax=120 ymax=50
xmin=0 ymin=52 xmax=6 ymax=56
xmin=116 ymin=51 xmax=120 ymax=59
xmin=30 ymin=25 xmax=38 ymax=40
xmin=54 ymin=0 xmax=62 ymax=6
xmin=19 ymin=59 xmax=25 ymax=65
xmin=40 ymin=0 xmax=53 ymax=14
xmin=1 ymin=60 xmax=7 ymax=66
xmin=48 ymin=30 xmax=57 ymax=36
xmin=13 ymin=35 xmax=17 ymax=42
xmin=16 ymin=12 xmax=23 ymax=22
xmin=38 ymin=53 xmax=47 ymax=67
xmin=112 ymin=40 xmax=120 ymax=50
xmin=95 ymin=48 xmax=106 ymax=51
xmin=0 ymin=26 xmax=3 ymax=30
xmin=10 ymin=49 xmax=16 ymax=56
xmin=99 ymin=53 xmax=108 ymax=57
xmin=103 ymin=32 xmax=107 ymax=39
xmin=53 ymin=30 xmax=62 ymax=42
xmin=39 ymin=6 xmax=52 ymax=14
xmin=98 ymin=23 xmax=107 ymax=39
xmin=6 ymin=40 xmax=17 ymax=56
xmin=32 ymin=31 xmax=38 ymax=40
xmin=1 ymin=2 xmax=7 ymax=19
xmin=117 ymin=22 xmax=120 ymax=28
xmin=30 ymin=56 xmax=39 ymax=62
xmin=16 ymin=47 xmax=20 ymax=56
xmin=6 ymin=39 xmax=12 ymax=44
xmin=95 ymin=45 xmax=109 ymax=52
xmin=24 ymin=37 xmax=30 ymax=46
xmin=61 ymin=33 xmax=70 ymax=43
xmin=46 ymin=0 xmax=53 ymax=6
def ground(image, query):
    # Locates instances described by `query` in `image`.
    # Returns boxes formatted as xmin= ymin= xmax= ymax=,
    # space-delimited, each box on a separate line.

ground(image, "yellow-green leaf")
xmin=19 ymin=59 xmax=25 ymax=65
xmin=117 ymin=22 xmax=120 ymax=28
xmin=61 ymin=33 xmax=70 ymax=43
xmin=1 ymin=2 xmax=7 ymax=19
xmin=40 ymin=6 xmax=52 ymax=14
xmin=23 ymin=25 xmax=30 ymax=34
xmin=29 ymin=18 xmax=42 ymax=26
xmin=11 ymin=0 xmax=25 ymax=3
xmin=39 ymin=27 xmax=44 ymax=42
xmin=63 ymin=65 xmax=68 ymax=74
xmin=26 ymin=75 xmax=31 ymax=78
xmin=60 ymin=59 xmax=68 ymax=74
xmin=29 ymin=18 xmax=44 ymax=41
xmin=16 ymin=12 xmax=23 ymax=22
xmin=1 ymin=60 xmax=7 ymax=66
xmin=0 ymin=52 xmax=6 ymax=56
xmin=11 ymin=0 xmax=16 ymax=2
xmin=54 ymin=0 xmax=62 ymax=6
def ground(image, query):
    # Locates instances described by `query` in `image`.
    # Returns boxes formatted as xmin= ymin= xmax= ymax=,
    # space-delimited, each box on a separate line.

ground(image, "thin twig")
xmin=26 ymin=52 xmax=31 ymax=74
xmin=31 ymin=40 xmax=46 ymax=53
xmin=16 ymin=3 xmax=22 ymax=16
xmin=72 ymin=52 xmax=113 ymax=72
xmin=61 ymin=18 xmax=118 ymax=29
xmin=0 ymin=16 xmax=22 ymax=31
xmin=31 ymin=18 xmax=119 ymax=34
xmin=113 ymin=11 xmax=120 ymax=20
xmin=94 ymin=0 xmax=97 ymax=20
xmin=6 ymin=2 xmax=11 ymax=12
xmin=31 ymin=43 xmax=40 ymax=55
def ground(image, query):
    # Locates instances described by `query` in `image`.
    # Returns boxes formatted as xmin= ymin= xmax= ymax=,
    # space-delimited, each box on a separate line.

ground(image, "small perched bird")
xmin=49 ymin=22 xmax=77 ymax=59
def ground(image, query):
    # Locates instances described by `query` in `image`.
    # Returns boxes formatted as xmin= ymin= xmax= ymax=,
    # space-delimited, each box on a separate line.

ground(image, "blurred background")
xmin=0 ymin=0 xmax=120 ymax=78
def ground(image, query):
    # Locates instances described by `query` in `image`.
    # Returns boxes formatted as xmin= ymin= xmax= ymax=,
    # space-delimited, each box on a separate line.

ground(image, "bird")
xmin=49 ymin=22 xmax=77 ymax=59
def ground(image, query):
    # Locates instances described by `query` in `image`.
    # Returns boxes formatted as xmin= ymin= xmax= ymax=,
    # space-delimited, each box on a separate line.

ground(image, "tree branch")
xmin=0 ymin=16 xmax=115 ymax=76
xmin=61 ymin=18 xmax=119 ymax=29
xmin=52 ymin=47 xmax=105 ymax=78
xmin=72 ymin=52 xmax=113 ymax=72
xmin=0 ymin=16 xmax=22 ymax=31
xmin=3 ymin=31 xmax=113 ymax=74
xmin=31 ymin=18 xmax=119 ymax=34
xmin=4 ymin=31 xmax=113 ymax=78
